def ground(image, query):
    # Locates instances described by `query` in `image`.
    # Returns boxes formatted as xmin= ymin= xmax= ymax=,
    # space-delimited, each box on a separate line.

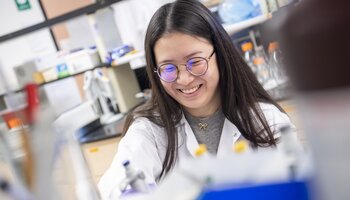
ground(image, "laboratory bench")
xmin=81 ymin=136 xmax=122 ymax=185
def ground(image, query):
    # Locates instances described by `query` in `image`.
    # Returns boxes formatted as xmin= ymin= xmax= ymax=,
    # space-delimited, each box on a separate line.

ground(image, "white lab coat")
xmin=98 ymin=102 xmax=296 ymax=199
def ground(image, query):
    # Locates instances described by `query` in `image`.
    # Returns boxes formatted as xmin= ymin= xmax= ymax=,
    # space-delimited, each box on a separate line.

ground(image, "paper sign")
xmin=15 ymin=0 xmax=31 ymax=11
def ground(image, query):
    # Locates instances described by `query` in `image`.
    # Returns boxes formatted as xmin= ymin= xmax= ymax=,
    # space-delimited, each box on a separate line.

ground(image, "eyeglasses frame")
xmin=154 ymin=49 xmax=215 ymax=83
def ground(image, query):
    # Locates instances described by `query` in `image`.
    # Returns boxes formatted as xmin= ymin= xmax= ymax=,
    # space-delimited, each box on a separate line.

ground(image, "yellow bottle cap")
xmin=195 ymin=144 xmax=208 ymax=157
xmin=233 ymin=140 xmax=249 ymax=153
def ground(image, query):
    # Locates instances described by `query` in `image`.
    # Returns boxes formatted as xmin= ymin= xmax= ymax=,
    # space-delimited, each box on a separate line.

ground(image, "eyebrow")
xmin=158 ymin=51 xmax=203 ymax=64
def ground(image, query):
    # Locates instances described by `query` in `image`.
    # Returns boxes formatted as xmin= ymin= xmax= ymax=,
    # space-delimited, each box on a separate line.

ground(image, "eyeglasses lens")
xmin=158 ymin=57 xmax=208 ymax=82
xmin=159 ymin=64 xmax=177 ymax=82
xmin=187 ymin=58 xmax=207 ymax=75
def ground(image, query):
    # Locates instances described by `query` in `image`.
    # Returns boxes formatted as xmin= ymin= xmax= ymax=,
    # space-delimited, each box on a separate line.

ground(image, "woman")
xmin=98 ymin=0 xmax=297 ymax=198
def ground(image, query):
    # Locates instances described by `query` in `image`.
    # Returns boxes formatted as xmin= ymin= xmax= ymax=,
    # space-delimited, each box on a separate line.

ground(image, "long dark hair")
xmin=123 ymin=0 xmax=284 ymax=180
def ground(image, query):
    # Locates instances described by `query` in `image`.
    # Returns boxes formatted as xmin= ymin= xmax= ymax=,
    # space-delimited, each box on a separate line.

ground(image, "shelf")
xmin=0 ymin=63 xmax=108 ymax=98
xmin=223 ymin=14 xmax=270 ymax=35
xmin=111 ymin=51 xmax=146 ymax=70
xmin=0 ymin=51 xmax=147 ymax=98
xmin=39 ymin=63 xmax=108 ymax=87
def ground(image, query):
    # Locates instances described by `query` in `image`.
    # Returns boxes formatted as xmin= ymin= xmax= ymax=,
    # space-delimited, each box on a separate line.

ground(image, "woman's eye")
xmin=188 ymin=58 xmax=204 ymax=66
xmin=162 ymin=64 xmax=176 ymax=72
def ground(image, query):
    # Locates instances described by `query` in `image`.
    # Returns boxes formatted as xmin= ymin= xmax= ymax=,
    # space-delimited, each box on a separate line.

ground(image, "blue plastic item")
xmin=197 ymin=181 xmax=310 ymax=200
xmin=218 ymin=0 xmax=262 ymax=24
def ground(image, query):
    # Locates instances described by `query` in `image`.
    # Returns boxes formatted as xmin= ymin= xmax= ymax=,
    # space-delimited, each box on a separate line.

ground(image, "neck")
xmin=185 ymin=104 xmax=221 ymax=118
xmin=183 ymin=89 xmax=221 ymax=117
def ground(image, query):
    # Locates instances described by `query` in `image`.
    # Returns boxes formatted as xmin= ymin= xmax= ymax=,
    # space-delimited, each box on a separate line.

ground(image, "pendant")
xmin=198 ymin=122 xmax=208 ymax=130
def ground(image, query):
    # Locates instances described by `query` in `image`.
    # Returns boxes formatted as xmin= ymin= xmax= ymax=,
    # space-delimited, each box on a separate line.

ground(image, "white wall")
xmin=112 ymin=0 xmax=174 ymax=51
xmin=0 ymin=0 xmax=56 ymax=93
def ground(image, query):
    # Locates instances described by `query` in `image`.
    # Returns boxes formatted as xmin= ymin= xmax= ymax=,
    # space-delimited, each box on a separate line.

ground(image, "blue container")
xmin=218 ymin=0 xmax=262 ymax=24
xmin=198 ymin=181 xmax=310 ymax=200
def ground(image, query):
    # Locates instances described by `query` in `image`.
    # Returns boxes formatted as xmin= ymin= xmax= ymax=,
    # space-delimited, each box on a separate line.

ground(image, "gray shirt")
xmin=184 ymin=107 xmax=225 ymax=155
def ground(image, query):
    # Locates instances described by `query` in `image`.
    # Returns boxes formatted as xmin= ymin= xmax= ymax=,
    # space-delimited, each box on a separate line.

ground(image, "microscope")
xmin=83 ymin=68 xmax=122 ymax=125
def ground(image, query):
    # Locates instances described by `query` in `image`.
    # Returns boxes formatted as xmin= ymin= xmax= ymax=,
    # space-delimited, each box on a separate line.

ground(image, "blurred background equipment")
xmin=83 ymin=68 xmax=121 ymax=125
xmin=218 ymin=0 xmax=263 ymax=24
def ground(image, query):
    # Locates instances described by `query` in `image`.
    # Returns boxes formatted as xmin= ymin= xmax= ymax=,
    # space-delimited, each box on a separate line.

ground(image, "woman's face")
xmin=154 ymin=32 xmax=221 ymax=117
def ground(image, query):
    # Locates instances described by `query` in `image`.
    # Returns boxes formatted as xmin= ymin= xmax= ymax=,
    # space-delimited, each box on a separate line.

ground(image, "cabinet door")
xmin=82 ymin=137 xmax=121 ymax=184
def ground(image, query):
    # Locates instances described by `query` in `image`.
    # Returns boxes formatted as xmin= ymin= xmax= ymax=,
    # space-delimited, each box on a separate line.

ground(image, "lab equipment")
xmin=267 ymin=42 xmax=287 ymax=87
xmin=145 ymin=146 xmax=307 ymax=200
xmin=253 ymin=54 xmax=269 ymax=86
xmin=109 ymin=45 xmax=135 ymax=61
xmin=119 ymin=160 xmax=150 ymax=193
xmin=195 ymin=144 xmax=210 ymax=158
xmin=233 ymin=140 xmax=249 ymax=153
xmin=218 ymin=0 xmax=263 ymax=24
xmin=83 ymin=68 xmax=121 ymax=125
xmin=198 ymin=180 xmax=309 ymax=200
xmin=65 ymin=48 xmax=101 ymax=75
xmin=278 ymin=125 xmax=304 ymax=180
xmin=241 ymin=42 xmax=256 ymax=72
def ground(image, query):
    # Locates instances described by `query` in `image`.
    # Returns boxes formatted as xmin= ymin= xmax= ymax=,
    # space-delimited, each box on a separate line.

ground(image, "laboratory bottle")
xmin=194 ymin=144 xmax=211 ymax=158
xmin=120 ymin=160 xmax=149 ymax=193
xmin=241 ymin=42 xmax=256 ymax=73
xmin=268 ymin=42 xmax=287 ymax=87
xmin=253 ymin=46 xmax=270 ymax=86
xmin=232 ymin=140 xmax=249 ymax=154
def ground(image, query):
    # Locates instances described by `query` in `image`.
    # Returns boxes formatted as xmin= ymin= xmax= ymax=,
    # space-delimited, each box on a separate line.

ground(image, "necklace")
xmin=197 ymin=122 xmax=208 ymax=130
xmin=184 ymin=107 xmax=223 ymax=133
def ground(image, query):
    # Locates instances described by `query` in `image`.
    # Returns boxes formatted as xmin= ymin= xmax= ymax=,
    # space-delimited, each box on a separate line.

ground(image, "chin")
xmin=181 ymin=102 xmax=205 ymax=111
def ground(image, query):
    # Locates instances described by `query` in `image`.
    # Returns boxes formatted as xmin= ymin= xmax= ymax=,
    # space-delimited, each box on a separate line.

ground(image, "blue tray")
xmin=198 ymin=181 xmax=310 ymax=200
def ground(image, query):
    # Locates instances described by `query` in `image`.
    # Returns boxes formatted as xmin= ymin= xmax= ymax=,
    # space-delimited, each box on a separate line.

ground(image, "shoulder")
xmin=123 ymin=116 xmax=168 ymax=147
xmin=257 ymin=102 xmax=295 ymax=134
xmin=124 ymin=117 xmax=158 ymax=141
xmin=258 ymin=102 xmax=290 ymax=120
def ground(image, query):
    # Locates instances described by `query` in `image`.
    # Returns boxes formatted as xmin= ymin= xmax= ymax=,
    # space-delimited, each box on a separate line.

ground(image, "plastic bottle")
xmin=253 ymin=56 xmax=269 ymax=87
xmin=268 ymin=42 xmax=287 ymax=87
xmin=232 ymin=140 xmax=249 ymax=154
xmin=194 ymin=144 xmax=211 ymax=158
xmin=254 ymin=46 xmax=273 ymax=88
xmin=241 ymin=42 xmax=256 ymax=73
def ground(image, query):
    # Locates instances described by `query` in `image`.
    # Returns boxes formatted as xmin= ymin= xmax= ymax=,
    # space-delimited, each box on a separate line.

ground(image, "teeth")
xmin=180 ymin=85 xmax=200 ymax=94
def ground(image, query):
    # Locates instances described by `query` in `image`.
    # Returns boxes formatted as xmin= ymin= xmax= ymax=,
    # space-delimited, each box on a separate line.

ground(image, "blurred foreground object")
xmin=280 ymin=0 xmax=350 ymax=91
xmin=279 ymin=0 xmax=350 ymax=200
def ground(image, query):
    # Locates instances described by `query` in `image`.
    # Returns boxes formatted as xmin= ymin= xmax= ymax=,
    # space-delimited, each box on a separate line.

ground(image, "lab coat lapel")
xmin=217 ymin=119 xmax=241 ymax=156
xmin=180 ymin=115 xmax=199 ymax=158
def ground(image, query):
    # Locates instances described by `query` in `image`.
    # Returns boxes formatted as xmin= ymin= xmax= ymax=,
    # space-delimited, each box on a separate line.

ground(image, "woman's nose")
xmin=176 ymin=65 xmax=195 ymax=85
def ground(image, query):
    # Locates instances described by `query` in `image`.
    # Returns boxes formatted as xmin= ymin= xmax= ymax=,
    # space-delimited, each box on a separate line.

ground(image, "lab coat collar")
xmin=179 ymin=114 xmax=241 ymax=157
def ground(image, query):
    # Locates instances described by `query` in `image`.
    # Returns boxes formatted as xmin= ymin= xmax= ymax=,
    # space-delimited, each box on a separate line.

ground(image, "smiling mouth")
xmin=178 ymin=84 xmax=202 ymax=94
